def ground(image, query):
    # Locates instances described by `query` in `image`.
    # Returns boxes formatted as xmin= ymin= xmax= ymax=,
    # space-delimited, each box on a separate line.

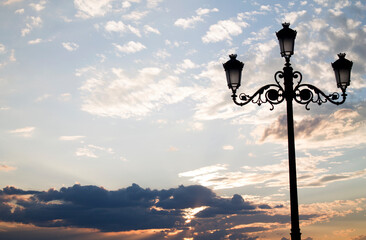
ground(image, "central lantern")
xmin=276 ymin=23 xmax=297 ymax=58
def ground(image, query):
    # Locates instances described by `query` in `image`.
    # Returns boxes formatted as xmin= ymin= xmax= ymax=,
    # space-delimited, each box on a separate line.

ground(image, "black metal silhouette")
xmin=223 ymin=23 xmax=353 ymax=240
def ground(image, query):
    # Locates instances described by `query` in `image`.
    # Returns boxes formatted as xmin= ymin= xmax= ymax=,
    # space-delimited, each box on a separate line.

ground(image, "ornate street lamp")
xmin=223 ymin=23 xmax=352 ymax=240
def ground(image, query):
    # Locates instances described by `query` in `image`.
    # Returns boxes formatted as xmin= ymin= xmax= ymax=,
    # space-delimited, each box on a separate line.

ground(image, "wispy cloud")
xmin=143 ymin=24 xmax=160 ymax=34
xmin=76 ymin=144 xmax=114 ymax=158
xmin=74 ymin=0 xmax=113 ymax=19
xmin=28 ymin=38 xmax=43 ymax=45
xmin=78 ymin=66 xmax=197 ymax=118
xmin=175 ymin=8 xmax=218 ymax=29
xmin=59 ymin=135 xmax=85 ymax=141
xmin=9 ymin=126 xmax=35 ymax=138
xmin=62 ymin=42 xmax=79 ymax=51
xmin=256 ymin=108 xmax=366 ymax=151
xmin=179 ymin=151 xmax=365 ymax=190
xmin=0 ymin=163 xmax=16 ymax=172
xmin=113 ymin=41 xmax=145 ymax=53
xmin=3 ymin=0 xmax=23 ymax=5
xmin=29 ymin=0 xmax=46 ymax=12
xmin=21 ymin=16 xmax=42 ymax=36
xmin=122 ymin=10 xmax=149 ymax=21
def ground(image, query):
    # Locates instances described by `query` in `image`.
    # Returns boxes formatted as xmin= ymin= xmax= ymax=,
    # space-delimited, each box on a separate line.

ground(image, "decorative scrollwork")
xmin=293 ymin=71 xmax=303 ymax=85
xmin=232 ymin=74 xmax=285 ymax=110
xmin=294 ymin=83 xmax=346 ymax=110
xmin=230 ymin=66 xmax=346 ymax=111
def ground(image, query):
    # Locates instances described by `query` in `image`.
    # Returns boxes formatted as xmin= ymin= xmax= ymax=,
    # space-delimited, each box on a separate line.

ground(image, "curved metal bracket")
xmin=231 ymin=71 xmax=285 ymax=110
xmin=230 ymin=67 xmax=347 ymax=111
xmin=293 ymin=83 xmax=347 ymax=110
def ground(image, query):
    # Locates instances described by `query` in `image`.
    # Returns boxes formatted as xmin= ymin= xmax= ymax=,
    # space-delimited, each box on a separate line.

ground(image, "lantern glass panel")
xmin=336 ymin=68 xmax=350 ymax=89
xmin=282 ymin=38 xmax=294 ymax=57
xmin=227 ymin=69 xmax=241 ymax=90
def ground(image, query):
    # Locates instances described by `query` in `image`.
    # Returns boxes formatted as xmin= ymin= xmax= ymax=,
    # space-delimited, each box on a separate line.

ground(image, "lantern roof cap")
xmin=332 ymin=53 xmax=353 ymax=69
xmin=276 ymin=22 xmax=297 ymax=39
xmin=223 ymin=54 xmax=244 ymax=70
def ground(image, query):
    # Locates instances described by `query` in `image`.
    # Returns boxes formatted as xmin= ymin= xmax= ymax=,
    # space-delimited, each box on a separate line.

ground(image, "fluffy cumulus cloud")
xmin=174 ymin=8 xmax=218 ymax=29
xmin=202 ymin=19 xmax=248 ymax=43
xmin=9 ymin=126 xmax=35 ymax=137
xmin=77 ymin=66 xmax=197 ymax=119
xmin=62 ymin=42 xmax=79 ymax=51
xmin=74 ymin=0 xmax=113 ymax=19
xmin=113 ymin=41 xmax=145 ymax=53
xmin=21 ymin=16 xmax=42 ymax=36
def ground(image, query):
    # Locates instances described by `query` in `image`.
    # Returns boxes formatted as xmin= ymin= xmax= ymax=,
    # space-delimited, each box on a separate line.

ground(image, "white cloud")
xmin=123 ymin=11 xmax=149 ymax=21
xmin=15 ymin=8 xmax=24 ymax=14
xmin=175 ymin=16 xmax=203 ymax=29
xmin=29 ymin=0 xmax=46 ymax=11
xmin=122 ymin=1 xmax=131 ymax=8
xmin=28 ymin=38 xmax=43 ymax=45
xmin=75 ymin=147 xmax=98 ymax=158
xmin=202 ymin=19 xmax=248 ymax=43
xmin=0 ymin=43 xmax=5 ymax=53
xmin=113 ymin=41 xmax=146 ymax=53
xmin=144 ymin=25 xmax=160 ymax=34
xmin=105 ymin=21 xmax=126 ymax=32
xmin=179 ymin=164 xmax=228 ymax=178
xmin=74 ymin=0 xmax=113 ymax=19
xmin=3 ymin=0 xmax=23 ymax=5
xmin=59 ymin=136 xmax=85 ymax=141
xmin=9 ymin=49 xmax=16 ymax=62
xmin=178 ymin=59 xmax=197 ymax=70
xmin=62 ymin=42 xmax=79 ymax=51
xmin=281 ymin=10 xmax=306 ymax=24
xmin=154 ymin=49 xmax=170 ymax=59
xmin=104 ymin=21 xmax=142 ymax=37
xmin=0 ymin=46 xmax=16 ymax=67
xmin=35 ymin=94 xmax=51 ymax=102
xmin=76 ymin=144 xmax=114 ymax=158
xmin=222 ymin=145 xmax=234 ymax=150
xmin=175 ymin=8 xmax=218 ymax=29
xmin=179 ymin=150 xmax=365 ymax=190
xmin=196 ymin=8 xmax=218 ymax=16
xmin=78 ymin=66 xmax=197 ymax=119
xmin=146 ymin=0 xmax=163 ymax=8
xmin=9 ymin=126 xmax=35 ymax=138
xmin=21 ymin=16 xmax=42 ymax=37
xmin=260 ymin=5 xmax=271 ymax=11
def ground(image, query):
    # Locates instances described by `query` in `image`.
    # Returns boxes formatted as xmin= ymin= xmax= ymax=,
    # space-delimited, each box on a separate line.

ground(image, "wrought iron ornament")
xmin=224 ymin=23 xmax=352 ymax=240
xmin=231 ymin=66 xmax=347 ymax=111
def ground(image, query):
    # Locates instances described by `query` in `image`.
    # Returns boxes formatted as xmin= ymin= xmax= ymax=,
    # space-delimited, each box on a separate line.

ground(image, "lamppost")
xmin=223 ymin=23 xmax=353 ymax=240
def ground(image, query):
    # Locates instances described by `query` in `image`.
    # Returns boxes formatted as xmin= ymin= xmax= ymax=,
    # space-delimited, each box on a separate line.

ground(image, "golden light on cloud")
xmin=182 ymin=206 xmax=208 ymax=223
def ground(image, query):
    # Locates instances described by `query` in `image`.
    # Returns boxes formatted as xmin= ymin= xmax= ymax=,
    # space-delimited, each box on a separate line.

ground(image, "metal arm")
xmin=231 ymin=67 xmax=347 ymax=111
xmin=292 ymin=71 xmax=347 ymax=110
xmin=231 ymin=72 xmax=285 ymax=110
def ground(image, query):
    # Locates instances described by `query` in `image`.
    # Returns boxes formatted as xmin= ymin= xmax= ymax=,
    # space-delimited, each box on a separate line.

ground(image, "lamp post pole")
xmin=223 ymin=23 xmax=353 ymax=240
xmin=283 ymin=60 xmax=301 ymax=240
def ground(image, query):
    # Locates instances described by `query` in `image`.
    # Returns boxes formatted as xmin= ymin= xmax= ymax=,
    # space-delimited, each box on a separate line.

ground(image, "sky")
xmin=0 ymin=0 xmax=366 ymax=239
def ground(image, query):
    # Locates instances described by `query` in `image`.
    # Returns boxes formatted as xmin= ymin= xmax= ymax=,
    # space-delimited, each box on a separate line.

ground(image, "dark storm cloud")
xmin=0 ymin=184 xmax=259 ymax=232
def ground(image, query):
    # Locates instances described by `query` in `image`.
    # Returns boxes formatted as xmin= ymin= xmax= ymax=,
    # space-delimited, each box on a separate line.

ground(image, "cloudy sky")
xmin=0 ymin=0 xmax=366 ymax=239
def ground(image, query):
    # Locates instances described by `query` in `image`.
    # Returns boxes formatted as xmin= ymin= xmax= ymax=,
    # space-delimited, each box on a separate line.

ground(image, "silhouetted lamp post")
xmin=223 ymin=23 xmax=353 ymax=240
